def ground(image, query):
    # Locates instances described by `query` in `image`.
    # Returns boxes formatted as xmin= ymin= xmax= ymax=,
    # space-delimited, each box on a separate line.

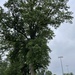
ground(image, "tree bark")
xmin=29 ymin=63 xmax=36 ymax=75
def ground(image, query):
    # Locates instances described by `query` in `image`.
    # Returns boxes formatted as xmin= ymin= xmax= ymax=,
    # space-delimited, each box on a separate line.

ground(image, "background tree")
xmin=0 ymin=0 xmax=73 ymax=75
xmin=46 ymin=70 xmax=52 ymax=75
xmin=36 ymin=69 xmax=52 ymax=75
xmin=64 ymin=72 xmax=74 ymax=75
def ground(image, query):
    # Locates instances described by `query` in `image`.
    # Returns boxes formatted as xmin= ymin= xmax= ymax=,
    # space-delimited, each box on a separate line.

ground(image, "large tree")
xmin=0 ymin=0 xmax=73 ymax=75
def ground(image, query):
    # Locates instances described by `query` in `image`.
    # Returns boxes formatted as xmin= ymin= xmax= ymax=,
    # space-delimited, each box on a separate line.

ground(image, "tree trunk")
xmin=29 ymin=63 xmax=36 ymax=75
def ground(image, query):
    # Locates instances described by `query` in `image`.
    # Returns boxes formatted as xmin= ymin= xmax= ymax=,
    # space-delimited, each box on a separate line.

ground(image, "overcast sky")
xmin=0 ymin=0 xmax=75 ymax=75
xmin=49 ymin=0 xmax=75 ymax=75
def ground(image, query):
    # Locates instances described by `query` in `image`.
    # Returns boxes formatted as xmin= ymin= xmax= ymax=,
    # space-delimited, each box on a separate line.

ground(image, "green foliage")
xmin=37 ymin=69 xmax=52 ymax=75
xmin=46 ymin=70 xmax=52 ymax=75
xmin=5 ymin=62 xmax=22 ymax=75
xmin=0 ymin=56 xmax=8 ymax=75
xmin=0 ymin=0 xmax=73 ymax=75
xmin=26 ymin=38 xmax=50 ymax=67
xmin=64 ymin=72 xmax=74 ymax=75
xmin=37 ymin=69 xmax=45 ymax=75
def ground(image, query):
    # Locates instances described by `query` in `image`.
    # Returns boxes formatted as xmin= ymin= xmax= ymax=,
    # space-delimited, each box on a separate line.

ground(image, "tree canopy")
xmin=0 ymin=0 xmax=73 ymax=75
